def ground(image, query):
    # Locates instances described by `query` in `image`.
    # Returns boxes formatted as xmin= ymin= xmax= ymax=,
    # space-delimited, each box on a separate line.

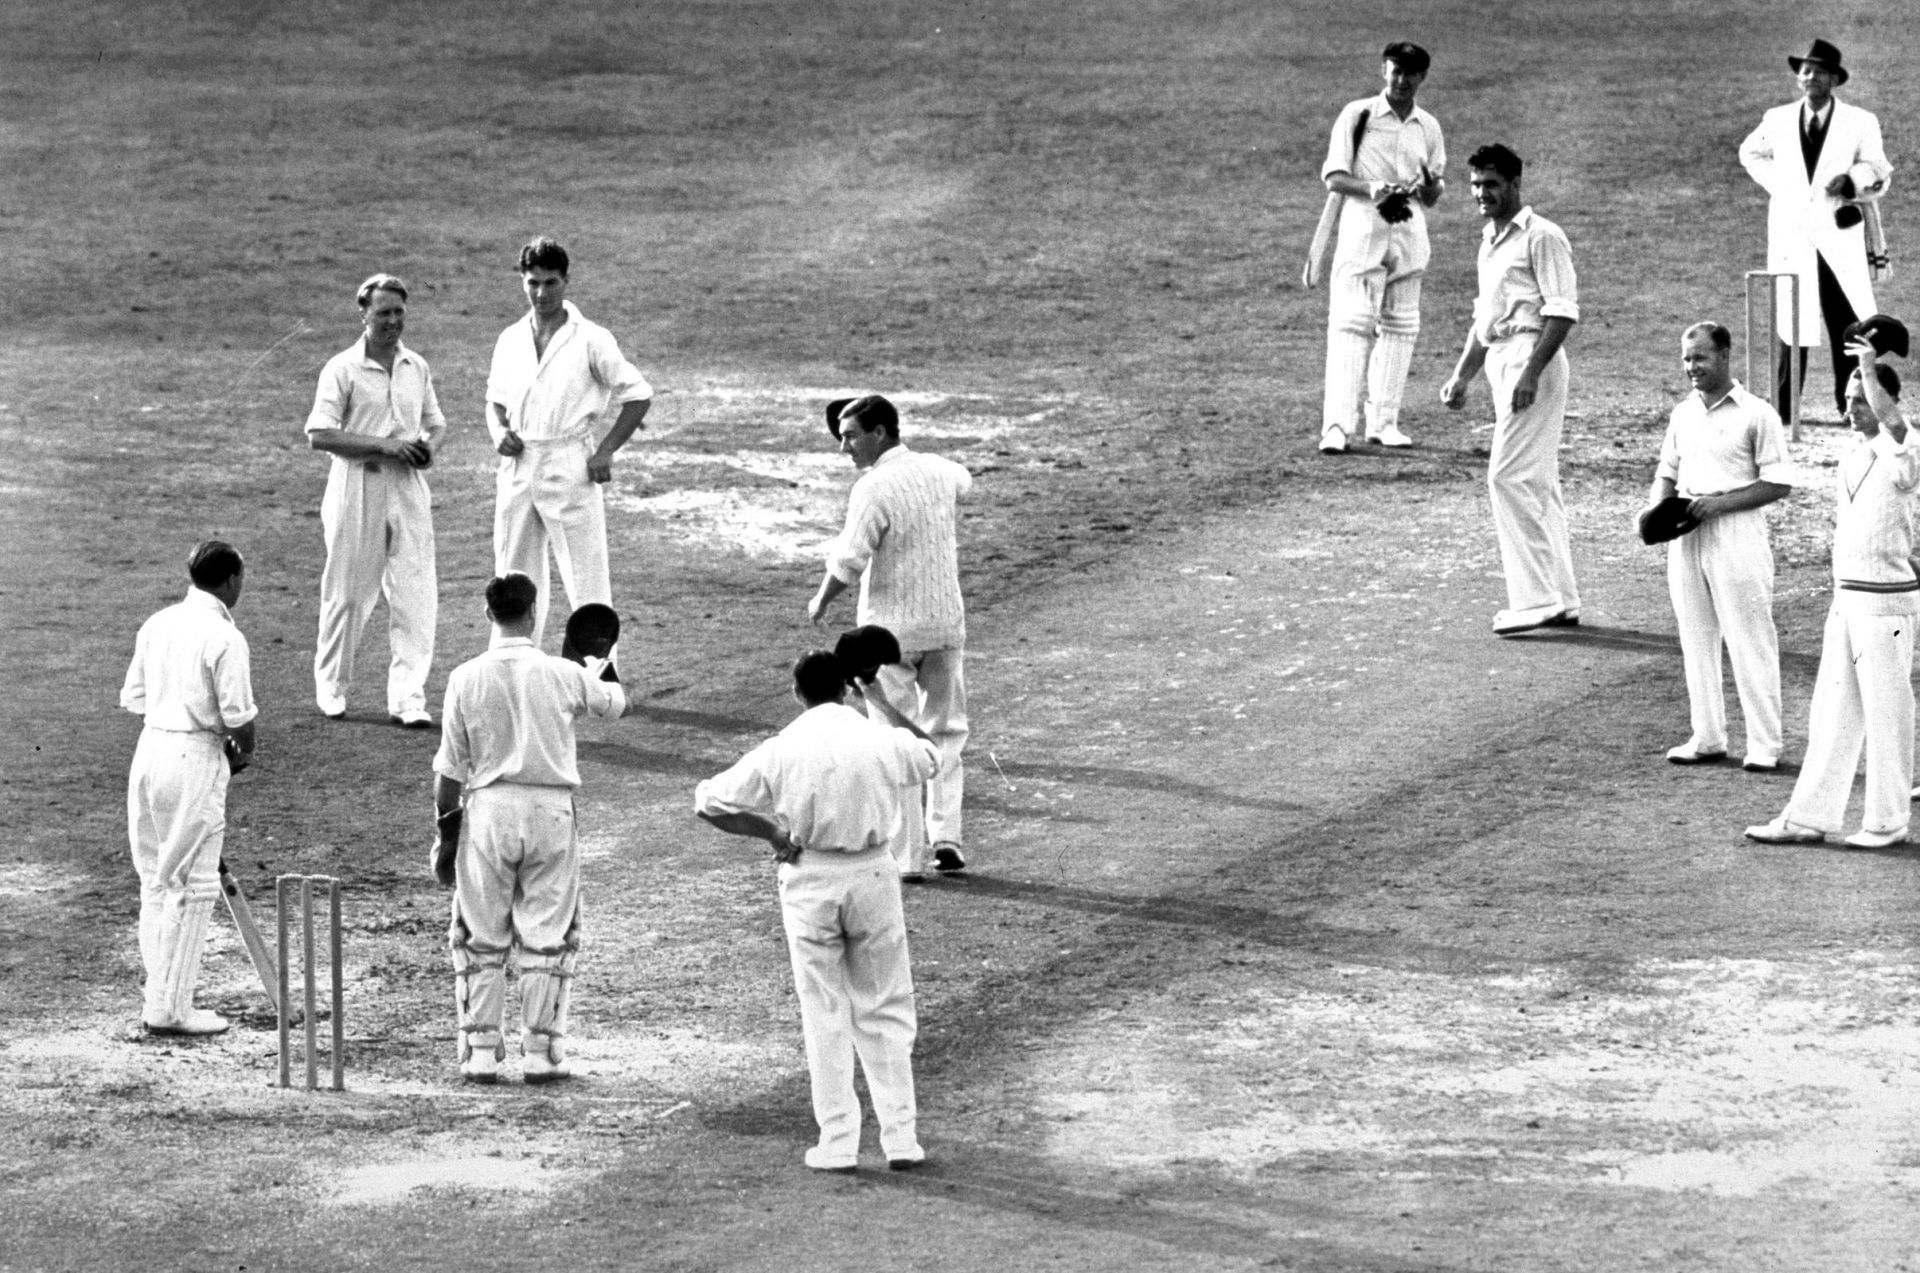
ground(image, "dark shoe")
xmin=931 ymin=842 xmax=967 ymax=873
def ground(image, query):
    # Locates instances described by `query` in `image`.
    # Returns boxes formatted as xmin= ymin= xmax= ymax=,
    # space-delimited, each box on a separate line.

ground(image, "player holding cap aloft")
xmin=1305 ymin=40 xmax=1446 ymax=454
xmin=809 ymin=395 xmax=974 ymax=880
xmin=694 ymin=647 xmax=942 ymax=1171
xmin=120 ymin=541 xmax=258 ymax=1036
xmin=1646 ymin=322 xmax=1794 ymax=772
xmin=431 ymin=573 xmax=628 ymax=1084
xmin=1748 ymin=328 xmax=1919 ymax=848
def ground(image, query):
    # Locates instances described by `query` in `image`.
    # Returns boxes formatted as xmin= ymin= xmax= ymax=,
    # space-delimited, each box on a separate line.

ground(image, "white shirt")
xmin=1321 ymin=93 xmax=1445 ymax=191
xmin=1833 ymin=426 xmax=1920 ymax=598
xmin=694 ymin=702 xmax=940 ymax=854
xmin=485 ymin=301 xmax=652 ymax=444
xmin=120 ymin=588 xmax=257 ymax=735
xmin=826 ymin=445 xmax=973 ymax=651
xmin=1656 ymin=382 xmax=1793 ymax=497
xmin=434 ymin=638 xmax=626 ymax=790
xmin=306 ymin=337 xmax=447 ymax=450
xmin=1474 ymin=207 xmax=1580 ymax=345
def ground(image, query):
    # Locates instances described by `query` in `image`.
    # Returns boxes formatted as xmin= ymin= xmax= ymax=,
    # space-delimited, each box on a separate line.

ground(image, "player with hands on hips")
xmin=694 ymin=648 xmax=941 ymax=1172
xmin=486 ymin=237 xmax=654 ymax=658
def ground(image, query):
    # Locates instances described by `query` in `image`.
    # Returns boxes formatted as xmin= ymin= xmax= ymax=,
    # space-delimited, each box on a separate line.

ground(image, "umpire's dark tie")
xmin=1802 ymin=110 xmax=1828 ymax=179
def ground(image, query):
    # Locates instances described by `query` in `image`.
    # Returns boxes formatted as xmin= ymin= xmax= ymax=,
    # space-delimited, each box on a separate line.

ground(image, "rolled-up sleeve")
xmin=695 ymin=745 xmax=775 ymax=819
xmin=591 ymin=330 xmax=653 ymax=405
xmin=1531 ymin=230 xmax=1580 ymax=324
xmin=215 ymin=637 xmax=258 ymax=730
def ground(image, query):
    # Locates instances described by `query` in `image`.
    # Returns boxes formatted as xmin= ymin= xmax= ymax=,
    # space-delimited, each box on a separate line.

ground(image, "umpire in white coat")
xmin=1738 ymin=39 xmax=1892 ymax=419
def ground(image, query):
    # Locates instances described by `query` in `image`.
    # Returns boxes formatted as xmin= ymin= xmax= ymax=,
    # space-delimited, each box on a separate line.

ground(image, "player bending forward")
xmin=695 ymin=647 xmax=941 ymax=1171
xmin=431 ymin=572 xmax=627 ymax=1083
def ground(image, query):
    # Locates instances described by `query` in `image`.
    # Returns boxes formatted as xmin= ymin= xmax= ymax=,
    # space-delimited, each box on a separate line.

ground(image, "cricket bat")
xmin=219 ymin=859 xmax=279 ymax=1013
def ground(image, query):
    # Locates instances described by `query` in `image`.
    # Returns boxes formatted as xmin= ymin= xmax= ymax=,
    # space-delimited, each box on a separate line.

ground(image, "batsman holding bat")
xmin=1305 ymin=41 xmax=1446 ymax=454
xmin=120 ymin=541 xmax=257 ymax=1036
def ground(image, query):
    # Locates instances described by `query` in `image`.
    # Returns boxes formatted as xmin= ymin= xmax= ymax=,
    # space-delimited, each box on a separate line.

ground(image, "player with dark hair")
xmin=1749 ymin=340 xmax=1919 ymax=848
xmin=810 ymin=394 xmax=974 ymax=879
xmin=1648 ymin=321 xmax=1794 ymax=770
xmin=306 ymin=271 xmax=446 ymax=726
xmin=486 ymin=236 xmax=654 ymax=653
xmin=120 ymin=540 xmax=258 ymax=1035
xmin=431 ymin=571 xmax=628 ymax=1083
xmin=695 ymin=648 xmax=942 ymax=1170
xmin=1441 ymin=143 xmax=1583 ymax=635
xmin=1305 ymin=40 xmax=1446 ymax=453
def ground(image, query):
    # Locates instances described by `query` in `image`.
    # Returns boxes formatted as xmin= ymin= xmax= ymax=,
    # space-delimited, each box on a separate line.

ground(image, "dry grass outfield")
xmin=3 ymin=1 xmax=1919 ymax=1270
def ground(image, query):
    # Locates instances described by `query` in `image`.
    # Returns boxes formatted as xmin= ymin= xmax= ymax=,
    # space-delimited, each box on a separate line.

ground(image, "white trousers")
xmin=872 ymin=647 xmax=967 ymax=858
xmin=1485 ymin=338 xmax=1579 ymax=613
xmin=1323 ymin=222 xmax=1426 ymax=434
xmin=494 ymin=437 xmax=610 ymax=647
xmin=127 ymin=728 xmax=227 ymax=1005
xmin=1667 ymin=510 xmax=1782 ymax=760
xmin=315 ymin=460 xmax=438 ymax=714
xmin=778 ymin=848 xmax=920 ymax=1164
xmin=450 ymin=784 xmax=582 ymax=1057
xmin=1783 ymin=596 xmax=1917 ymax=836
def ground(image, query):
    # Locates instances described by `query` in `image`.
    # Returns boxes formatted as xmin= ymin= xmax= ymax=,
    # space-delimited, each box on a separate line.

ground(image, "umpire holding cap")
xmin=808 ymin=395 xmax=975 ymax=881
xmin=1739 ymin=39 xmax=1893 ymax=420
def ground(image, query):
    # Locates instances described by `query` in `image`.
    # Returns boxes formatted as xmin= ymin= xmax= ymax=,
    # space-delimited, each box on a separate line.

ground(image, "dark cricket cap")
xmin=1843 ymin=314 xmax=1910 ymax=360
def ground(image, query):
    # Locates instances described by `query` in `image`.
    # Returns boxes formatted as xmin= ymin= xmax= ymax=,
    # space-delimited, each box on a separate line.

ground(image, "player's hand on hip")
xmin=497 ymin=430 xmax=525 ymax=458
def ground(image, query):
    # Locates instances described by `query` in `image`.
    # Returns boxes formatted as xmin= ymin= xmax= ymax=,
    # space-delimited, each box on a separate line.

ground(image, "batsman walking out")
xmin=120 ymin=541 xmax=258 ymax=1037
xmin=1306 ymin=40 xmax=1446 ymax=454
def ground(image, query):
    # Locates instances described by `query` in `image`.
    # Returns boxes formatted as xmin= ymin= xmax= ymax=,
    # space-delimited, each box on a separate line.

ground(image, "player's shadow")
xmin=1506 ymin=623 xmax=1821 ymax=672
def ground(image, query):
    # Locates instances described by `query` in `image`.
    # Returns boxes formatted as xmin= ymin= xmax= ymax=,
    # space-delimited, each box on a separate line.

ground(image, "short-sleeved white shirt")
xmin=434 ymin=638 xmax=626 ymax=790
xmin=305 ymin=337 xmax=446 ymax=445
xmin=120 ymin=587 xmax=257 ymax=735
xmin=485 ymin=301 xmax=651 ymax=443
xmin=694 ymin=702 xmax=941 ymax=854
xmin=1656 ymin=382 xmax=1793 ymax=497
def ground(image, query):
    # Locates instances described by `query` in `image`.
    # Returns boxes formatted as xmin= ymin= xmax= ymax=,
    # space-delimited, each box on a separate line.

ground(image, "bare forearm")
xmin=1523 ymin=317 xmax=1576 ymax=379
xmin=434 ymin=774 xmax=463 ymax=819
xmin=1692 ymin=479 xmax=1792 ymax=520
xmin=698 ymin=809 xmax=785 ymax=844
xmin=596 ymin=399 xmax=651 ymax=457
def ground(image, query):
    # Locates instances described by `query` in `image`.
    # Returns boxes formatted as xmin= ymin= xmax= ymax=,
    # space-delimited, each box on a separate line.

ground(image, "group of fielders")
xmin=120 ymin=35 xmax=1915 ymax=1171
